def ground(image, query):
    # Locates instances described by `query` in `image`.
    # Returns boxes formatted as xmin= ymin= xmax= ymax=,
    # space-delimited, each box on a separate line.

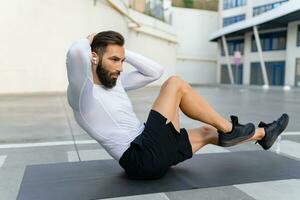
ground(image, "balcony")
xmin=129 ymin=0 xmax=218 ymax=23
xmin=129 ymin=0 xmax=172 ymax=23
xmin=172 ymin=0 xmax=218 ymax=11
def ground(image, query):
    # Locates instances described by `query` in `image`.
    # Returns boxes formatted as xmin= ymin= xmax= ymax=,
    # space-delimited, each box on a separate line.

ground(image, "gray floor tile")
xmin=98 ymin=193 xmax=170 ymax=200
xmin=0 ymin=155 xmax=7 ymax=168
xmin=166 ymin=186 xmax=255 ymax=200
xmin=68 ymin=149 xmax=113 ymax=162
xmin=235 ymin=179 xmax=300 ymax=200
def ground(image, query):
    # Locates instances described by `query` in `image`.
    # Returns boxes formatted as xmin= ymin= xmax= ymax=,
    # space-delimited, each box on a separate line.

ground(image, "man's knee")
xmin=163 ymin=75 xmax=188 ymax=94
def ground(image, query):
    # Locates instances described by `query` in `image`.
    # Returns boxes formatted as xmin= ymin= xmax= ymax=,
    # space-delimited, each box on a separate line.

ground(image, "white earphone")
xmin=92 ymin=57 xmax=97 ymax=64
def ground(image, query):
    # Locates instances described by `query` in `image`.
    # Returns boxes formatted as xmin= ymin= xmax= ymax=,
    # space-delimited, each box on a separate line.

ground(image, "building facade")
xmin=212 ymin=0 xmax=300 ymax=87
xmin=0 ymin=0 xmax=219 ymax=94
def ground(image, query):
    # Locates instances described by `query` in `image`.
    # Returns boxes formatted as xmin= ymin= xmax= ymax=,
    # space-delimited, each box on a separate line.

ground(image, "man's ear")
xmin=91 ymin=52 xmax=99 ymax=65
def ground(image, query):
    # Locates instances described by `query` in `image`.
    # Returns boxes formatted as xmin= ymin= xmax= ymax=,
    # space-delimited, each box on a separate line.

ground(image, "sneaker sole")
xmin=219 ymin=124 xmax=256 ymax=147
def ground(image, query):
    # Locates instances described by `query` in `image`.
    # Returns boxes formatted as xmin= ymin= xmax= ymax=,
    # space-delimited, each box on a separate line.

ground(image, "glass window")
xmin=251 ymin=31 xmax=286 ymax=52
xmin=240 ymin=42 xmax=245 ymax=52
xmin=272 ymin=37 xmax=279 ymax=49
xmin=262 ymin=38 xmax=271 ymax=50
xmin=251 ymin=62 xmax=285 ymax=86
xmin=223 ymin=0 xmax=246 ymax=10
xmin=266 ymin=4 xmax=273 ymax=11
xmin=221 ymin=64 xmax=231 ymax=84
xmin=223 ymin=14 xmax=246 ymax=27
xmin=253 ymin=0 xmax=288 ymax=16
xmin=230 ymin=0 xmax=235 ymax=8
xmin=278 ymin=37 xmax=286 ymax=49
xmin=223 ymin=0 xmax=227 ymax=9
xmin=221 ymin=64 xmax=243 ymax=84
xmin=243 ymin=0 xmax=247 ymax=5
xmin=253 ymin=9 xmax=257 ymax=16
xmin=250 ymin=63 xmax=264 ymax=85
xmin=297 ymin=25 xmax=300 ymax=47
xmin=229 ymin=43 xmax=235 ymax=54
xmin=221 ymin=39 xmax=245 ymax=56
xmin=273 ymin=3 xmax=281 ymax=8
xmin=252 ymin=37 xmax=258 ymax=51
xmin=237 ymin=40 xmax=244 ymax=54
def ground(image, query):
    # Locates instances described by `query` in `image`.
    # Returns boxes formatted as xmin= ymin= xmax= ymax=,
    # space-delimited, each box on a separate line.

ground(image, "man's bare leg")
xmin=187 ymin=125 xmax=265 ymax=154
xmin=152 ymin=76 xmax=232 ymax=133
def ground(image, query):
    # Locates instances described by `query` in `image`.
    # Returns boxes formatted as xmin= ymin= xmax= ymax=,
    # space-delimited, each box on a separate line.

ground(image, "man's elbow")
xmin=66 ymin=45 xmax=86 ymax=63
xmin=66 ymin=39 xmax=88 ymax=60
xmin=66 ymin=45 xmax=78 ymax=61
xmin=67 ymin=42 xmax=81 ymax=57
xmin=154 ymin=67 xmax=164 ymax=80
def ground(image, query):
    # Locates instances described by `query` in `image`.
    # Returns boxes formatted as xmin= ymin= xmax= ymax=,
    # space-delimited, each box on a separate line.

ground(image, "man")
xmin=66 ymin=31 xmax=289 ymax=180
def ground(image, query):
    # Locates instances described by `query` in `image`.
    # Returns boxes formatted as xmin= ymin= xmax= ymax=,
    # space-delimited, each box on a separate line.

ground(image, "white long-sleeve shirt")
xmin=66 ymin=38 xmax=164 ymax=161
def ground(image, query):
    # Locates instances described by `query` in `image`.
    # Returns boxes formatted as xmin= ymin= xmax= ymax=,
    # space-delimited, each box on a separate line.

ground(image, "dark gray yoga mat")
xmin=17 ymin=151 xmax=300 ymax=200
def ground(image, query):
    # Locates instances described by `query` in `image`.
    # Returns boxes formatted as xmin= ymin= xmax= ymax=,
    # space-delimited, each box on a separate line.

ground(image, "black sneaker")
xmin=218 ymin=116 xmax=255 ymax=147
xmin=256 ymin=113 xmax=289 ymax=150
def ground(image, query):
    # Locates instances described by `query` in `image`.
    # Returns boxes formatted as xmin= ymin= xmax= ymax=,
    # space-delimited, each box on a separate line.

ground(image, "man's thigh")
xmin=151 ymin=77 xmax=182 ymax=132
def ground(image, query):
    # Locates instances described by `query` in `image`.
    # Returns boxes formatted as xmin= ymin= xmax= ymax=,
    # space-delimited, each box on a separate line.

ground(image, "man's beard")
xmin=96 ymin=62 xmax=120 ymax=89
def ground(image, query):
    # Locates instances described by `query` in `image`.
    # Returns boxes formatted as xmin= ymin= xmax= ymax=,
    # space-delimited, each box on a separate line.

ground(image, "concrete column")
xmin=253 ymin=26 xmax=269 ymax=88
xmin=243 ymin=32 xmax=252 ymax=85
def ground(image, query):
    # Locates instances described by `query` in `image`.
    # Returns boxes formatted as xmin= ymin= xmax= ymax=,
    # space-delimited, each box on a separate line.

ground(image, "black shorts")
xmin=119 ymin=109 xmax=193 ymax=180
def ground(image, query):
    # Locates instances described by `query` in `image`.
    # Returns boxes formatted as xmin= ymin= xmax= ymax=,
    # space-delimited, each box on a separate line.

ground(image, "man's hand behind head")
xmin=87 ymin=33 xmax=96 ymax=45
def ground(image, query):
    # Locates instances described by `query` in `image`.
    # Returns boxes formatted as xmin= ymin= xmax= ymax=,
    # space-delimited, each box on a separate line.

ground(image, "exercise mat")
xmin=17 ymin=151 xmax=300 ymax=200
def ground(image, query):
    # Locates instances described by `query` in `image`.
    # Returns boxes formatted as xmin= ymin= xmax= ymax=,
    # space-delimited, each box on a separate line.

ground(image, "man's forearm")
xmin=124 ymin=49 xmax=164 ymax=79
xmin=120 ymin=49 xmax=164 ymax=91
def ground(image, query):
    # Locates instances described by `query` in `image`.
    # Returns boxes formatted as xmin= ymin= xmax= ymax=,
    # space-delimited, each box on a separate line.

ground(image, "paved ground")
xmin=0 ymin=85 xmax=300 ymax=200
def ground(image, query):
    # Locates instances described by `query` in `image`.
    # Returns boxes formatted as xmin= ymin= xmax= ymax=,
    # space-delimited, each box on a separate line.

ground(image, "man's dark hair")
xmin=91 ymin=30 xmax=125 ymax=56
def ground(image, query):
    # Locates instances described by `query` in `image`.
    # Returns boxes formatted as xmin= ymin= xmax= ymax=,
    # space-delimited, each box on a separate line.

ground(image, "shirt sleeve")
xmin=120 ymin=49 xmax=164 ymax=91
xmin=66 ymin=38 xmax=94 ymax=112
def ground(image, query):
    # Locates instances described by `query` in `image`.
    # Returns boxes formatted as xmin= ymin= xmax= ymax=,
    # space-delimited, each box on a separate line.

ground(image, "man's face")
xmin=96 ymin=44 xmax=125 ymax=89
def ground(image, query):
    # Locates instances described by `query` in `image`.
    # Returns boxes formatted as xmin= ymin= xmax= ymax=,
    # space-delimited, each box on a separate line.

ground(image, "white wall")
xmin=0 ymin=0 xmax=177 ymax=93
xmin=171 ymin=7 xmax=218 ymax=84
